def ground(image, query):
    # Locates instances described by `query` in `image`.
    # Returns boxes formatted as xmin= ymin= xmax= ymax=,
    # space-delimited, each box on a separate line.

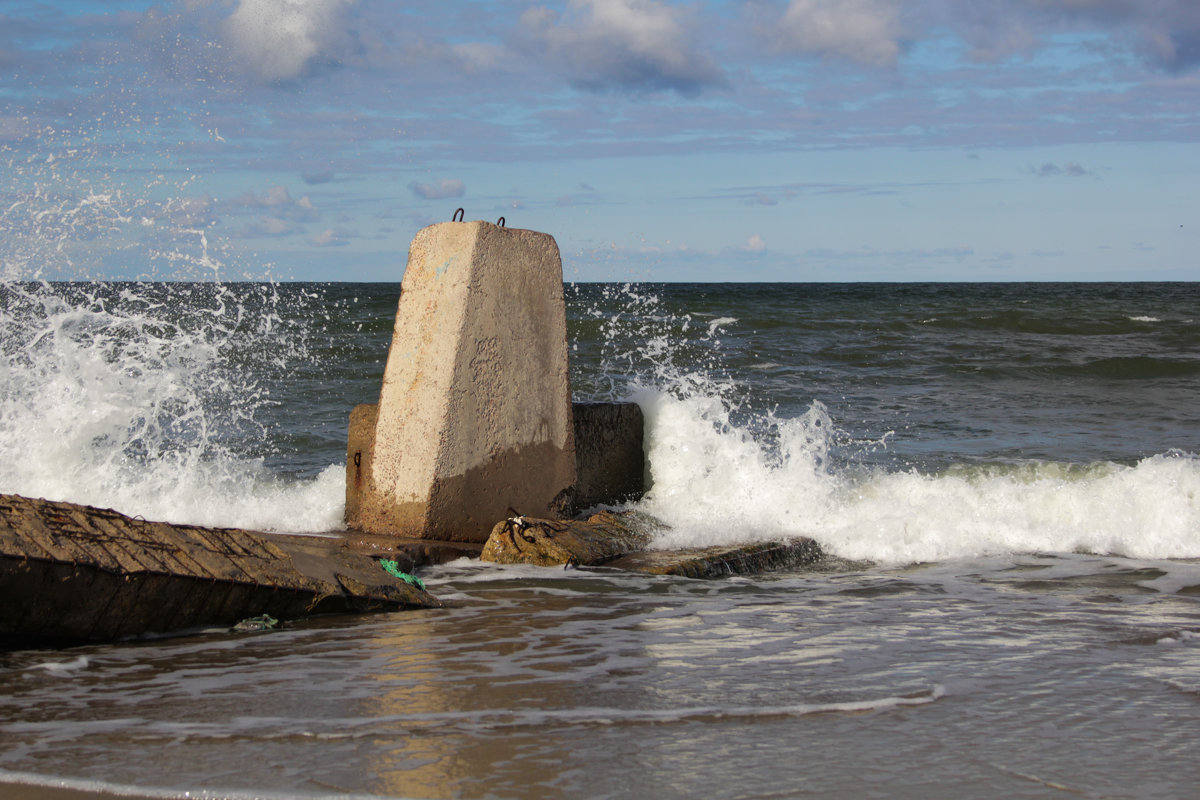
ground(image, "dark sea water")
xmin=2 ymin=280 xmax=1199 ymax=799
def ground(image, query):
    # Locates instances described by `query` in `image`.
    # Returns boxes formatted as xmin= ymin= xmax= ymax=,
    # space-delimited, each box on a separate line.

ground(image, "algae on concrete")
xmin=480 ymin=510 xmax=658 ymax=567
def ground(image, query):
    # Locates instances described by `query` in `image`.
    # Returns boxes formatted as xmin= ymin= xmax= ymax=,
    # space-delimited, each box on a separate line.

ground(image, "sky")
xmin=1 ymin=0 xmax=1198 ymax=282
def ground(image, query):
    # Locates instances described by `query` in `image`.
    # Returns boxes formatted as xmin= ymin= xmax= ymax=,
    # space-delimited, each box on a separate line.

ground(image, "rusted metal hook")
xmin=496 ymin=216 xmax=506 ymax=227
xmin=452 ymin=208 xmax=464 ymax=222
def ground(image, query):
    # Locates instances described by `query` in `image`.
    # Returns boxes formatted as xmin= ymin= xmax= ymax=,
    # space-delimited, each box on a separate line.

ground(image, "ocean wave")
xmin=632 ymin=387 xmax=1200 ymax=563
xmin=0 ymin=282 xmax=346 ymax=532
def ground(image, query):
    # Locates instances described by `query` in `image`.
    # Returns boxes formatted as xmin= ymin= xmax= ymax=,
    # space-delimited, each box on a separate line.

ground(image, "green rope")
xmin=380 ymin=559 xmax=426 ymax=591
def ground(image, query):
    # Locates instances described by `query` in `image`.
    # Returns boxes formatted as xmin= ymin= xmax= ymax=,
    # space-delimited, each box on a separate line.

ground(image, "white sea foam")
xmin=632 ymin=386 xmax=1200 ymax=563
xmin=0 ymin=769 xmax=384 ymax=800
xmin=707 ymin=316 xmax=737 ymax=336
xmin=5 ymin=275 xmax=1198 ymax=555
xmin=572 ymin=284 xmax=1200 ymax=565
xmin=0 ymin=283 xmax=343 ymax=533
xmin=30 ymin=656 xmax=90 ymax=675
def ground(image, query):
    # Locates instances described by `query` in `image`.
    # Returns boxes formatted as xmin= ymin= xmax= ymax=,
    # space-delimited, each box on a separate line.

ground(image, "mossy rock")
xmin=480 ymin=510 xmax=658 ymax=567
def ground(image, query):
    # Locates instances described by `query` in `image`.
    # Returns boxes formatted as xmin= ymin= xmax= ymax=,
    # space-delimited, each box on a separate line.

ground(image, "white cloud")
xmin=520 ymin=0 xmax=724 ymax=94
xmin=223 ymin=0 xmax=357 ymax=82
xmin=408 ymin=179 xmax=466 ymax=200
xmin=244 ymin=217 xmax=295 ymax=237
xmin=451 ymin=42 xmax=510 ymax=73
xmin=774 ymin=0 xmax=903 ymax=66
xmin=229 ymin=186 xmax=320 ymax=221
xmin=764 ymin=1 xmax=1200 ymax=71
xmin=743 ymin=233 xmax=766 ymax=253
xmin=1032 ymin=161 xmax=1092 ymax=177
xmin=930 ymin=0 xmax=1200 ymax=70
xmin=311 ymin=227 xmax=350 ymax=246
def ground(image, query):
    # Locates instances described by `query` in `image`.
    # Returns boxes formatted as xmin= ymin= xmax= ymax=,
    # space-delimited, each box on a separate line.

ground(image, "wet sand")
xmin=2 ymin=781 xmax=136 ymax=800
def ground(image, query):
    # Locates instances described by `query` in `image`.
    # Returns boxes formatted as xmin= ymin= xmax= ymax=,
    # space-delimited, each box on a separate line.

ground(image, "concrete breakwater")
xmin=0 ymin=217 xmax=820 ymax=647
xmin=341 ymin=214 xmax=821 ymax=575
xmin=342 ymin=214 xmax=822 ymax=578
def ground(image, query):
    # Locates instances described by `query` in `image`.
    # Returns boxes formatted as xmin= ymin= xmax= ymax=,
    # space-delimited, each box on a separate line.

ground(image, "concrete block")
xmin=572 ymin=402 xmax=645 ymax=509
xmin=344 ymin=403 xmax=378 ymax=526
xmin=347 ymin=220 xmax=576 ymax=542
xmin=347 ymin=400 xmax=646 ymax=527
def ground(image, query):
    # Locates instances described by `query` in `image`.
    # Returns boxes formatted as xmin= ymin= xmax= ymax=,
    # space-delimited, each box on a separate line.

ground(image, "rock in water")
xmin=480 ymin=510 xmax=657 ymax=567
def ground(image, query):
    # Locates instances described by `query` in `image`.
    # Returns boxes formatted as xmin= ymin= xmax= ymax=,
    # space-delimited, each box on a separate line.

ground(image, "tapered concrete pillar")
xmin=346 ymin=220 xmax=576 ymax=542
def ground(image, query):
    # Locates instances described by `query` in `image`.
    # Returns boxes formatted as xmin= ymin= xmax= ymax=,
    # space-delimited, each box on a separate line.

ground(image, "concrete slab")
xmin=604 ymin=540 xmax=824 ymax=578
xmin=0 ymin=493 xmax=440 ymax=645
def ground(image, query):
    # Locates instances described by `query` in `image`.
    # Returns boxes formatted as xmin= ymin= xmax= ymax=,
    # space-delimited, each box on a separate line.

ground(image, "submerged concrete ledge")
xmin=479 ymin=509 xmax=824 ymax=578
xmin=604 ymin=539 xmax=824 ymax=579
xmin=1 ymin=488 xmax=824 ymax=648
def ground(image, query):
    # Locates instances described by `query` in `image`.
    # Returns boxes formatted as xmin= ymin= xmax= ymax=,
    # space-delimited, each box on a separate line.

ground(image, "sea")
xmin=1 ymin=279 xmax=1199 ymax=799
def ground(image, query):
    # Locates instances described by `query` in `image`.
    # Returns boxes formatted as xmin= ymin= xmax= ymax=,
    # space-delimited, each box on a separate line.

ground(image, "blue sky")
xmin=1 ymin=0 xmax=1198 ymax=281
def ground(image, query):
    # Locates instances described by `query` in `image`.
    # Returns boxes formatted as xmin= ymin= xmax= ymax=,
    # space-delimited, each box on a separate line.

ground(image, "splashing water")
xmin=571 ymin=284 xmax=1200 ymax=564
xmin=0 ymin=281 xmax=345 ymax=531
xmin=1 ymin=109 xmax=352 ymax=531
xmin=2 ymin=269 xmax=1197 ymax=559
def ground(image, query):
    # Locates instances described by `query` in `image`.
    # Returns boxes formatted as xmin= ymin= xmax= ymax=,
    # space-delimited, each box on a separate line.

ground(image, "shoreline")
xmin=0 ymin=774 xmax=398 ymax=800
xmin=0 ymin=774 xmax=243 ymax=800
xmin=1 ymin=777 xmax=157 ymax=800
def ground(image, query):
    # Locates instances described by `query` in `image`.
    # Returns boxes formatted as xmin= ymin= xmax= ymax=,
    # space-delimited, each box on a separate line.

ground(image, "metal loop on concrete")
xmin=452 ymin=208 xmax=465 ymax=222
xmin=497 ymin=217 xmax=506 ymax=227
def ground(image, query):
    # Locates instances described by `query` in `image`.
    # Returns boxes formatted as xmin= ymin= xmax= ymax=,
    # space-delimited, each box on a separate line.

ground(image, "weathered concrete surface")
xmin=347 ymin=220 xmax=575 ymax=543
xmin=339 ymin=529 xmax=483 ymax=572
xmin=345 ymin=402 xmax=379 ymax=528
xmin=347 ymin=400 xmax=645 ymax=524
xmin=605 ymin=539 xmax=824 ymax=579
xmin=572 ymin=402 xmax=645 ymax=509
xmin=480 ymin=510 xmax=656 ymax=567
xmin=0 ymin=493 xmax=440 ymax=644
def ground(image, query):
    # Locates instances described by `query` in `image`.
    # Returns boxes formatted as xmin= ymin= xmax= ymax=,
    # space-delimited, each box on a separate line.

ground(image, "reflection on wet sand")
xmin=366 ymin=587 xmax=636 ymax=799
